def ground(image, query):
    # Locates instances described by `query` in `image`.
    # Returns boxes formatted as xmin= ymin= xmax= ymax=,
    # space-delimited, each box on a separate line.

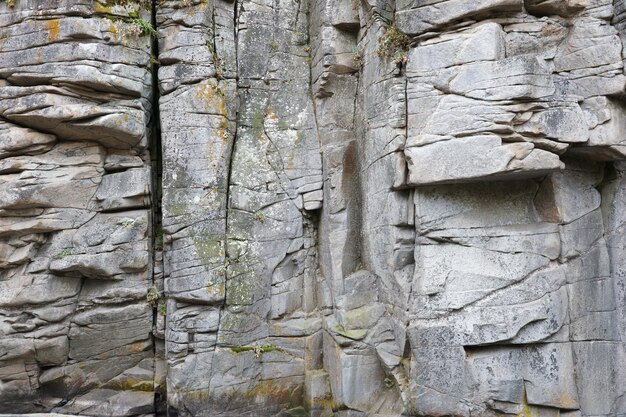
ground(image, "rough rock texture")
xmin=0 ymin=1 xmax=156 ymax=416
xmin=1 ymin=0 xmax=626 ymax=417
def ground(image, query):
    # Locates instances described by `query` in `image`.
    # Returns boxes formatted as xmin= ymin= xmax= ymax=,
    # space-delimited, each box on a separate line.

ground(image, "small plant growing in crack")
xmin=158 ymin=300 xmax=167 ymax=316
xmin=105 ymin=9 xmax=156 ymax=39
xmin=105 ymin=0 xmax=151 ymax=8
xmin=253 ymin=344 xmax=263 ymax=358
xmin=1 ymin=0 xmax=16 ymax=8
xmin=230 ymin=344 xmax=281 ymax=358
xmin=207 ymin=40 xmax=225 ymax=80
xmin=254 ymin=211 xmax=266 ymax=223
xmin=57 ymin=247 xmax=75 ymax=259
xmin=147 ymin=286 xmax=160 ymax=306
xmin=148 ymin=288 xmax=167 ymax=317
xmin=127 ymin=11 xmax=156 ymax=37
xmin=376 ymin=24 xmax=410 ymax=66
xmin=121 ymin=218 xmax=136 ymax=228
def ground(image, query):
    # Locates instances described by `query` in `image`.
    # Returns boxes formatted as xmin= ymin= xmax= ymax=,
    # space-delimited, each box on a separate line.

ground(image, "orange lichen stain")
xmin=266 ymin=106 xmax=278 ymax=120
xmin=129 ymin=341 xmax=148 ymax=353
xmin=217 ymin=128 xmax=229 ymax=146
xmin=207 ymin=282 xmax=225 ymax=297
xmin=218 ymin=115 xmax=230 ymax=134
xmin=245 ymin=380 xmax=285 ymax=399
xmin=212 ymin=116 xmax=231 ymax=150
xmin=186 ymin=4 xmax=197 ymax=18
xmin=46 ymin=19 xmax=61 ymax=41
xmin=104 ymin=19 xmax=120 ymax=43
xmin=194 ymin=80 xmax=227 ymax=116
xmin=203 ymin=187 xmax=221 ymax=210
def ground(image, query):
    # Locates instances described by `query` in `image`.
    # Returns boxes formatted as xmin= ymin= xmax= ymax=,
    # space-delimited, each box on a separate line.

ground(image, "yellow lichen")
xmin=94 ymin=4 xmax=113 ymax=14
xmin=194 ymin=80 xmax=227 ymax=115
xmin=207 ymin=282 xmax=225 ymax=297
xmin=106 ymin=378 xmax=154 ymax=392
xmin=183 ymin=388 xmax=210 ymax=401
xmin=129 ymin=341 xmax=148 ymax=353
xmin=46 ymin=19 xmax=60 ymax=41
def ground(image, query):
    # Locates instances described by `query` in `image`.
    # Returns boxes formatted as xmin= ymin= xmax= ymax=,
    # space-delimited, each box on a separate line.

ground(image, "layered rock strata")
xmin=1 ymin=1 xmax=626 ymax=417
xmin=0 ymin=1 xmax=156 ymax=415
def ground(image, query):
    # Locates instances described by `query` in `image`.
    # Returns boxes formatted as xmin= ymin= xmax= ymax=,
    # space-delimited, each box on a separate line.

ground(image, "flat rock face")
xmin=1 ymin=1 xmax=626 ymax=417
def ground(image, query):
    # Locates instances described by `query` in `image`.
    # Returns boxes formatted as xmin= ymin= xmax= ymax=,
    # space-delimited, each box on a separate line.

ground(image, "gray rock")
xmin=396 ymin=0 xmax=523 ymax=36
xmin=1 ymin=0 xmax=626 ymax=416
xmin=0 ymin=2 xmax=155 ymax=415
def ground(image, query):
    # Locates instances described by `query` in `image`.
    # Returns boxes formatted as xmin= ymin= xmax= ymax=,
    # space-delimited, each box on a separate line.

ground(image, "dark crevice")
xmin=149 ymin=0 xmax=165 ymax=416
xmin=223 ymin=0 xmax=240 ymax=299
xmin=210 ymin=0 xmax=239 ymax=401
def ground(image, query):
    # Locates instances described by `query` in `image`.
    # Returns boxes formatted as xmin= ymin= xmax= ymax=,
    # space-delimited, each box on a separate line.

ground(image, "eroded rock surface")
xmin=1 ymin=0 xmax=626 ymax=417
xmin=0 ymin=1 xmax=156 ymax=415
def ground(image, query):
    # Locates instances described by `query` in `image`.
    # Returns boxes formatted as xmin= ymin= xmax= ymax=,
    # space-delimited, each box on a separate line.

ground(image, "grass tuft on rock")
xmin=376 ymin=25 xmax=410 ymax=65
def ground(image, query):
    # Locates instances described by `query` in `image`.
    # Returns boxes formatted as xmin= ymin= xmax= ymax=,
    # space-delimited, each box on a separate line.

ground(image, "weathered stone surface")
xmin=0 ymin=2 xmax=155 ymax=416
xmin=396 ymin=0 xmax=523 ymax=36
xmin=2 ymin=0 xmax=626 ymax=416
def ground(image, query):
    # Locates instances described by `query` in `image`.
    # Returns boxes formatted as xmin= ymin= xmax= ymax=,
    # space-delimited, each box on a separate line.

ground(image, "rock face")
xmin=0 ymin=2 xmax=156 ymax=415
xmin=1 ymin=1 xmax=626 ymax=417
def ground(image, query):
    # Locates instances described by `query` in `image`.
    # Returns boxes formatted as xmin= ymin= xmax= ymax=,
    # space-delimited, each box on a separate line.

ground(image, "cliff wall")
xmin=1 ymin=1 xmax=625 ymax=416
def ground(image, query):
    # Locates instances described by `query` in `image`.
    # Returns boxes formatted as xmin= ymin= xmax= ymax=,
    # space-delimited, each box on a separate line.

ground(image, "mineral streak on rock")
xmin=1 ymin=0 xmax=626 ymax=416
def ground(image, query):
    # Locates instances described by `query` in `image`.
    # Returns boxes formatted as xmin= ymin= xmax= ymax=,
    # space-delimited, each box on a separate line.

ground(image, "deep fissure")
xmin=149 ymin=0 xmax=165 ymax=414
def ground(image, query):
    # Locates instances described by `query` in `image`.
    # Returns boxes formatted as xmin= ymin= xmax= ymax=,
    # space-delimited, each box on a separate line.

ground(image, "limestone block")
xmin=572 ymin=342 xmax=626 ymax=415
xmin=576 ymin=97 xmax=626 ymax=159
xmin=555 ymin=17 xmax=626 ymax=97
xmin=448 ymin=55 xmax=554 ymax=101
xmin=405 ymin=135 xmax=563 ymax=185
xmin=407 ymin=23 xmax=506 ymax=73
xmin=323 ymin=333 xmax=387 ymax=411
xmin=396 ymin=0 xmax=523 ymax=36
xmin=0 ymin=87 xmax=148 ymax=150
xmin=94 ymin=168 xmax=151 ymax=211
xmin=0 ymin=122 xmax=56 ymax=159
